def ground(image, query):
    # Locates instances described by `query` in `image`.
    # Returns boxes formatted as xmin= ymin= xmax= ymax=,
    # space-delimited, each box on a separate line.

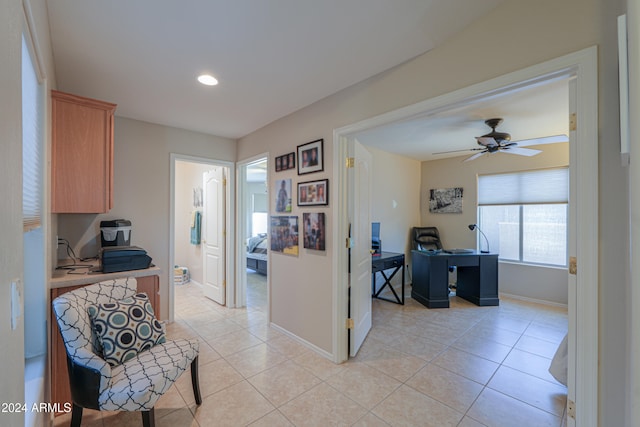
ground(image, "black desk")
xmin=372 ymin=252 xmax=405 ymax=305
xmin=411 ymin=249 xmax=498 ymax=308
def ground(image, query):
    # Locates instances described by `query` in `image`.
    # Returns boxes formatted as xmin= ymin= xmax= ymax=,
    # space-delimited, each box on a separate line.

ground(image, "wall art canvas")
xmin=270 ymin=215 xmax=299 ymax=256
xmin=429 ymin=187 xmax=463 ymax=213
xmin=274 ymin=178 xmax=292 ymax=212
xmin=303 ymin=212 xmax=326 ymax=250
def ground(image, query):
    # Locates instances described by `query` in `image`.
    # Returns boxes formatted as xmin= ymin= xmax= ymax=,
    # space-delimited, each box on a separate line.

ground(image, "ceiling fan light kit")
xmin=476 ymin=118 xmax=511 ymax=146
xmin=432 ymin=117 xmax=569 ymax=162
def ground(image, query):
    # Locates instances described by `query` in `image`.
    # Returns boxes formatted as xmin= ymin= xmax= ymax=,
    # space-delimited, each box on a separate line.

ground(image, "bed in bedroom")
xmin=246 ymin=234 xmax=268 ymax=275
xmin=549 ymin=333 xmax=568 ymax=386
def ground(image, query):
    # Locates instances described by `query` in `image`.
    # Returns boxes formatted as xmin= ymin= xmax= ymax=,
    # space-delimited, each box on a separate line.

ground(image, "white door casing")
xmin=565 ymin=76 xmax=578 ymax=427
xmin=333 ymin=47 xmax=598 ymax=425
xmin=202 ymin=167 xmax=226 ymax=305
xmin=349 ymin=141 xmax=373 ymax=357
xmin=235 ymin=155 xmax=269 ymax=310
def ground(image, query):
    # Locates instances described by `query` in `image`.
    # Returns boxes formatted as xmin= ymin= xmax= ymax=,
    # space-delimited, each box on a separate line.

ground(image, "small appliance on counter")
xmin=100 ymin=219 xmax=132 ymax=247
xmin=100 ymin=246 xmax=152 ymax=273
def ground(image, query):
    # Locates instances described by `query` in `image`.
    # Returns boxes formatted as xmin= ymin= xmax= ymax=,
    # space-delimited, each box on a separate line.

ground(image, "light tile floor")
xmin=54 ymin=272 xmax=568 ymax=427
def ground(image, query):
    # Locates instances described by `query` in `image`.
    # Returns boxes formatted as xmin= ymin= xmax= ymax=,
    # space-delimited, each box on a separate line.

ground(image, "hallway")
xmin=55 ymin=275 xmax=568 ymax=426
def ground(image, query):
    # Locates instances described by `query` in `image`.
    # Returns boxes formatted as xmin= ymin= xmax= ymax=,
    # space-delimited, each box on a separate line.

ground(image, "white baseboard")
xmin=500 ymin=292 xmax=568 ymax=309
xmin=269 ymin=322 xmax=335 ymax=361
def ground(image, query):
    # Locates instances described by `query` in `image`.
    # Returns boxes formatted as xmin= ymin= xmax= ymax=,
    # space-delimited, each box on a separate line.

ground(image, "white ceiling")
xmin=354 ymin=77 xmax=570 ymax=161
xmin=46 ymin=0 xmax=507 ymax=141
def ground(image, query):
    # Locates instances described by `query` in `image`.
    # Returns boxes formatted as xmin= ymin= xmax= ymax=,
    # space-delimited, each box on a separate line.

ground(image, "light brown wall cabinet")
xmin=51 ymin=90 xmax=117 ymax=213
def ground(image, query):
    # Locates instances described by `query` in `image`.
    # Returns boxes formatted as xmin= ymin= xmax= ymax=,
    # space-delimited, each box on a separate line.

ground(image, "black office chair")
xmin=412 ymin=226 xmax=456 ymax=289
xmin=412 ymin=226 xmax=443 ymax=251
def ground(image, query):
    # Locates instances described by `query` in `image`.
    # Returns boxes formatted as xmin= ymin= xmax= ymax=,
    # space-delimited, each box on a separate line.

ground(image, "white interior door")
xmin=202 ymin=167 xmax=226 ymax=305
xmin=349 ymin=141 xmax=373 ymax=357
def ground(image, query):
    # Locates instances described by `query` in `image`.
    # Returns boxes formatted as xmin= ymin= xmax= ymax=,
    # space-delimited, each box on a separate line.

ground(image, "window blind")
xmin=22 ymin=34 xmax=44 ymax=232
xmin=478 ymin=168 xmax=569 ymax=206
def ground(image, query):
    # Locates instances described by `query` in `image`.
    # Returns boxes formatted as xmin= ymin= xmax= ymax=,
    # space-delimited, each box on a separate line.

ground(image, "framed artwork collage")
xmin=271 ymin=138 xmax=327 ymax=254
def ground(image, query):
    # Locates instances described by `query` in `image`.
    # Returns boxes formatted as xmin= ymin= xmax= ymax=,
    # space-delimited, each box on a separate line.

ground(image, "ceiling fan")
xmin=434 ymin=118 xmax=568 ymax=162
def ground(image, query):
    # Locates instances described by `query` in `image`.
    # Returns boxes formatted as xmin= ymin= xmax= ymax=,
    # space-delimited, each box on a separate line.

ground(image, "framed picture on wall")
xmin=297 ymin=179 xmax=328 ymax=206
xmin=429 ymin=187 xmax=463 ymax=213
xmin=297 ymin=139 xmax=324 ymax=175
xmin=275 ymin=152 xmax=295 ymax=172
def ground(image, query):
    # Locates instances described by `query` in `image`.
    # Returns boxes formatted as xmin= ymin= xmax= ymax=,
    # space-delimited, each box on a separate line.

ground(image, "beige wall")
xmin=420 ymin=145 xmax=569 ymax=247
xmin=57 ymin=117 xmax=236 ymax=319
xmin=174 ymin=161 xmax=212 ymax=285
xmin=421 ymin=143 xmax=569 ymax=304
xmin=237 ymin=0 xmax=628 ymax=423
xmin=265 ymin=139 xmax=333 ymax=353
xmin=370 ymin=146 xmax=421 ymax=278
xmin=1 ymin=1 xmax=26 ymax=424
xmin=1 ymin=0 xmax=60 ymax=423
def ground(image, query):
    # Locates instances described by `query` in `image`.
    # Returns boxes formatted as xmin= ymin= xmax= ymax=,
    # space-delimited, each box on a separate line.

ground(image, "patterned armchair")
xmin=52 ymin=277 xmax=201 ymax=427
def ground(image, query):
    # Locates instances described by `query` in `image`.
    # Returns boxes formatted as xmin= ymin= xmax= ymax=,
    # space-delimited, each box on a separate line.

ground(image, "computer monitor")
xmin=371 ymin=222 xmax=381 ymax=254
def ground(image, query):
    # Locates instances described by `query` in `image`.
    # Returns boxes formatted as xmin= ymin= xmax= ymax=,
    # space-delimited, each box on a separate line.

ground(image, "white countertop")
xmin=50 ymin=261 xmax=161 ymax=288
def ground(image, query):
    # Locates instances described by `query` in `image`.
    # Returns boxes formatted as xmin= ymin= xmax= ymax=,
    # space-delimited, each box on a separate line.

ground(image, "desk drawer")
xmin=451 ymin=255 xmax=479 ymax=267
xmin=372 ymin=255 xmax=404 ymax=273
xmin=383 ymin=258 xmax=403 ymax=269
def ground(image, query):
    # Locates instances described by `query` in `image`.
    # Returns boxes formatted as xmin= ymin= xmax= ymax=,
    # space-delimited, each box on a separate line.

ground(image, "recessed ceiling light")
xmin=197 ymin=74 xmax=218 ymax=86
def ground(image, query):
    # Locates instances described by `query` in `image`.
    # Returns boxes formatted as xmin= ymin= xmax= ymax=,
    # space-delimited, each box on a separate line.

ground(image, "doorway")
xmin=236 ymin=155 xmax=269 ymax=312
xmin=333 ymin=47 xmax=598 ymax=425
xmin=169 ymin=155 xmax=234 ymax=320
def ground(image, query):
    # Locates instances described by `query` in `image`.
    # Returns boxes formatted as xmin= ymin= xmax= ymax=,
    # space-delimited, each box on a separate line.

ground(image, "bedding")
xmin=549 ymin=333 xmax=568 ymax=386
xmin=247 ymin=235 xmax=268 ymax=275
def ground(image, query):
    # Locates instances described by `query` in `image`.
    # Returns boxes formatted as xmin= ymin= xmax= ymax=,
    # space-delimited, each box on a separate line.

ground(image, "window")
xmin=251 ymin=193 xmax=267 ymax=236
xmin=22 ymin=33 xmax=44 ymax=232
xmin=478 ymin=168 xmax=568 ymax=267
xmin=251 ymin=213 xmax=268 ymax=236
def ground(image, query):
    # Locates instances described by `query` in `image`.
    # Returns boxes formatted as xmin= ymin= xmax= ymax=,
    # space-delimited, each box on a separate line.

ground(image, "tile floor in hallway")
xmin=54 ymin=272 xmax=568 ymax=427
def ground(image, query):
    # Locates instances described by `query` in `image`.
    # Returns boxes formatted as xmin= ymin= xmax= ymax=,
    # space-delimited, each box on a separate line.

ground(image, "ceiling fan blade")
xmin=502 ymin=146 xmax=542 ymax=156
xmin=512 ymin=134 xmax=568 ymax=147
xmin=475 ymin=136 xmax=498 ymax=147
xmin=432 ymin=147 xmax=484 ymax=155
xmin=463 ymin=151 xmax=487 ymax=162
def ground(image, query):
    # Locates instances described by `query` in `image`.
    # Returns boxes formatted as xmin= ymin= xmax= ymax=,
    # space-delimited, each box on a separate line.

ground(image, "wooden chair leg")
xmin=191 ymin=356 xmax=202 ymax=405
xmin=70 ymin=404 xmax=83 ymax=427
xmin=142 ymin=408 xmax=155 ymax=427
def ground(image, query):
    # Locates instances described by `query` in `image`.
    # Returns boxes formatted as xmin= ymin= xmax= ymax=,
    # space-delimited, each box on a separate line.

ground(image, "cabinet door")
xmin=136 ymin=275 xmax=160 ymax=316
xmin=51 ymin=90 xmax=116 ymax=213
xmin=50 ymin=284 xmax=86 ymax=413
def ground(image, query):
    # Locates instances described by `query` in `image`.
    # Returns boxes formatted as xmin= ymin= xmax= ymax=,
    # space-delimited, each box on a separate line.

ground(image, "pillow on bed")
xmin=247 ymin=235 xmax=268 ymax=253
